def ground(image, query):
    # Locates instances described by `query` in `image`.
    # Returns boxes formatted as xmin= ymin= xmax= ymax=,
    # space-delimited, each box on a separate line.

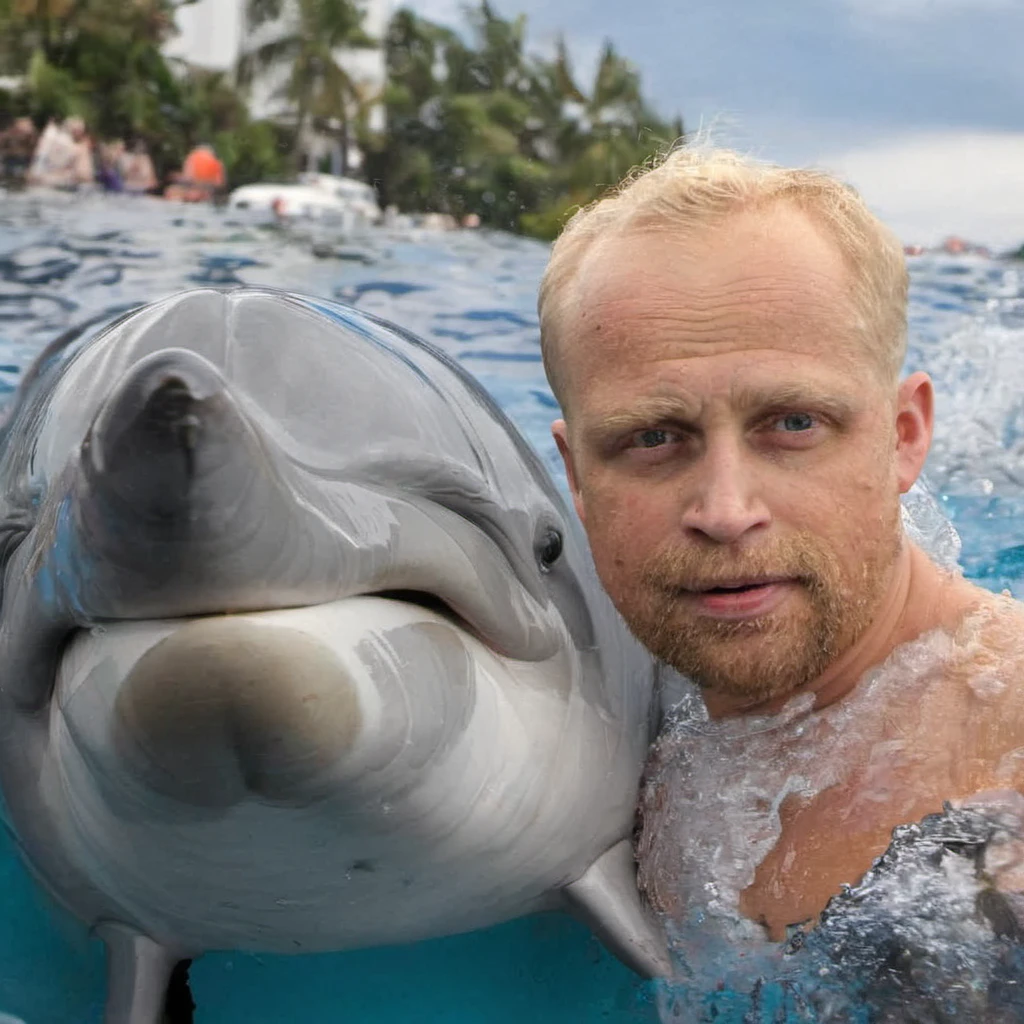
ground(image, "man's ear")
xmin=552 ymin=418 xmax=586 ymax=526
xmin=895 ymin=371 xmax=934 ymax=494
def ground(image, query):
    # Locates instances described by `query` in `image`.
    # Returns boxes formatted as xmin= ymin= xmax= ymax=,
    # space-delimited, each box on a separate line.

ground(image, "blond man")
xmin=538 ymin=145 xmax=1024 ymax=990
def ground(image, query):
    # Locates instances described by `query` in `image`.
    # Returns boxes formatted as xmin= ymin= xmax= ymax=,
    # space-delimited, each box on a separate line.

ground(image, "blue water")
xmin=0 ymin=191 xmax=1022 ymax=1022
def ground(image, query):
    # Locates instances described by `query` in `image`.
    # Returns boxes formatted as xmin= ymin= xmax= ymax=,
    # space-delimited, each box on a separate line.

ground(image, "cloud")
xmin=400 ymin=0 xmax=1024 ymax=173
xmin=844 ymin=0 xmax=1012 ymax=19
xmin=818 ymin=130 xmax=1024 ymax=249
xmin=400 ymin=0 xmax=465 ymax=25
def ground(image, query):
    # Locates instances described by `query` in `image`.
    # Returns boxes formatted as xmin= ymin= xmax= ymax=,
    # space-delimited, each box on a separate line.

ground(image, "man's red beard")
xmin=620 ymin=521 xmax=902 ymax=706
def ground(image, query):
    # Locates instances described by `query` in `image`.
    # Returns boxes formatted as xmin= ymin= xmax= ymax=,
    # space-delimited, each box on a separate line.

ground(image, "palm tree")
xmin=240 ymin=0 xmax=375 ymax=174
xmin=525 ymin=35 xmax=586 ymax=165
xmin=520 ymin=37 xmax=684 ymax=238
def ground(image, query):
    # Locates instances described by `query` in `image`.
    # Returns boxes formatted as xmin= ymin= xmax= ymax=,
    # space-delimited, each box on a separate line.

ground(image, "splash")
xmin=643 ymin=496 xmax=1024 ymax=1021
xmin=646 ymin=644 xmax=1024 ymax=1020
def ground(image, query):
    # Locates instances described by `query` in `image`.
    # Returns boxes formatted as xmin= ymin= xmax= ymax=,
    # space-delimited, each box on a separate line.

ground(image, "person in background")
xmin=27 ymin=116 xmax=94 ymax=188
xmin=0 ymin=117 xmax=38 ymax=182
xmin=95 ymin=139 xmax=125 ymax=193
xmin=65 ymin=116 xmax=94 ymax=187
xmin=164 ymin=142 xmax=225 ymax=202
xmin=119 ymin=139 xmax=158 ymax=195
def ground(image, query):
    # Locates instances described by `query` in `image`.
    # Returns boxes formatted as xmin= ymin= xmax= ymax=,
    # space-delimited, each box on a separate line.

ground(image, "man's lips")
xmin=678 ymin=578 xmax=798 ymax=620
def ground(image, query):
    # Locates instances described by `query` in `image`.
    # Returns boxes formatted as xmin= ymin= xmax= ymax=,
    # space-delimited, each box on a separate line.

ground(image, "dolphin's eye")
xmin=537 ymin=527 xmax=563 ymax=572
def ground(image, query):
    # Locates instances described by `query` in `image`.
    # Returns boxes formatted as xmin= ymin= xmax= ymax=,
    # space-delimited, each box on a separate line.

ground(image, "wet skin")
xmin=551 ymin=204 xmax=1024 ymax=938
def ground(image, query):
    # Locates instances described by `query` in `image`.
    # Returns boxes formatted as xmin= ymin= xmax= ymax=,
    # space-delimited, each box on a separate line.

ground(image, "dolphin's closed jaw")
xmin=112 ymin=617 xmax=363 ymax=807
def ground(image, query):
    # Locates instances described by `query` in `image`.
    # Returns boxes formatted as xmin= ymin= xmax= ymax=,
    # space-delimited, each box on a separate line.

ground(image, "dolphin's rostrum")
xmin=0 ymin=288 xmax=668 ymax=1022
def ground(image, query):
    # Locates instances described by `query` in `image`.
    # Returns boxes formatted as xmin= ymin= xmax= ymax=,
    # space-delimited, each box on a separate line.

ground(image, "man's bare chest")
xmin=639 ymin=660 xmax=1022 ymax=940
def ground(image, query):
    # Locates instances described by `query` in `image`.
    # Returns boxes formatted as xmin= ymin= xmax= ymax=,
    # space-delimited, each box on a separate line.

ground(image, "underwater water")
xmin=0 ymin=191 xmax=1022 ymax=1022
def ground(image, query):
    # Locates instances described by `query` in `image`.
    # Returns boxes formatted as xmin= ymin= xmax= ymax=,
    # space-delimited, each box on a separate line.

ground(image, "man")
xmin=537 ymin=145 xmax=1024 ymax=970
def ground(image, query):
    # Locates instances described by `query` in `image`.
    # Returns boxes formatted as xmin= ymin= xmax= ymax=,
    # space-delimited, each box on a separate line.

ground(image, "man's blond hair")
xmin=538 ymin=143 xmax=909 ymax=409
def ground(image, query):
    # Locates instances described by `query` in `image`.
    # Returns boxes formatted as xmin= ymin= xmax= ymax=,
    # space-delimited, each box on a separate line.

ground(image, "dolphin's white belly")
xmin=42 ymin=598 xmax=639 ymax=952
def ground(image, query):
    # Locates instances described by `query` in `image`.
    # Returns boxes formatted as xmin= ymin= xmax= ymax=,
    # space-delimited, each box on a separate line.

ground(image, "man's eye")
xmin=633 ymin=428 xmax=671 ymax=448
xmin=776 ymin=412 xmax=816 ymax=432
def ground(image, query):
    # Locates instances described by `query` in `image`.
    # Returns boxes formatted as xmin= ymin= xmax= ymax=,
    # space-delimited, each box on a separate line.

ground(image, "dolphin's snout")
xmin=79 ymin=348 xmax=267 ymax=529
xmin=113 ymin=617 xmax=363 ymax=808
xmin=86 ymin=348 xmax=227 ymax=480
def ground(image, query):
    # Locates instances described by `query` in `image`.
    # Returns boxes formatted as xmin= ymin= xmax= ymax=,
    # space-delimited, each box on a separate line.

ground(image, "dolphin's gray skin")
xmin=0 ymin=288 xmax=667 ymax=1022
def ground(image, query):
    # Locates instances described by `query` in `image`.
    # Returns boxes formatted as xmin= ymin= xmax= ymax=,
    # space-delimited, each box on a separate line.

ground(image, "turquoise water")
xmin=0 ymin=191 xmax=1022 ymax=1022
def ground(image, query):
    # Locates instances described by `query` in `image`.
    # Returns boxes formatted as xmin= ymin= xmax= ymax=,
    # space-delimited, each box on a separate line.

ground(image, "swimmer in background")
xmin=164 ymin=142 xmax=225 ymax=202
xmin=537 ymin=144 xmax=1024 ymax=959
xmin=0 ymin=117 xmax=38 ymax=182
xmin=119 ymin=139 xmax=158 ymax=194
xmin=26 ymin=116 xmax=94 ymax=189
xmin=95 ymin=138 xmax=125 ymax=192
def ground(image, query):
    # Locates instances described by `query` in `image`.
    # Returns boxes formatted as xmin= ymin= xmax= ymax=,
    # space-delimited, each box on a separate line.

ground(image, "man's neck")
xmin=704 ymin=540 xmax=983 ymax=720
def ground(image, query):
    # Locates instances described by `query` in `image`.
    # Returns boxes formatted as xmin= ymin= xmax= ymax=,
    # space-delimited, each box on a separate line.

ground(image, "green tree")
xmin=0 ymin=0 xmax=287 ymax=187
xmin=363 ymin=2 xmax=554 ymax=230
xmin=363 ymin=2 xmax=682 ymax=237
xmin=521 ymin=38 xmax=683 ymax=238
xmin=0 ymin=0 xmax=194 ymax=150
xmin=241 ymin=0 xmax=376 ymax=174
xmin=359 ymin=8 xmax=455 ymax=210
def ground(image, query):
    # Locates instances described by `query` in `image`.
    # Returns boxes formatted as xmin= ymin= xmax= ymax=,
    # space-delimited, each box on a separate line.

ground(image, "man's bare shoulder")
xmin=949 ymin=580 xmax=1024 ymax=677
xmin=938 ymin=579 xmax=1024 ymax=784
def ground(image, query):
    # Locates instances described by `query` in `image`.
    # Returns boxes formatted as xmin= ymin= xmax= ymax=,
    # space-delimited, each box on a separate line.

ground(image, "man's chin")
xmin=688 ymin=660 xmax=817 ymax=707
xmin=650 ymin=620 xmax=832 ymax=707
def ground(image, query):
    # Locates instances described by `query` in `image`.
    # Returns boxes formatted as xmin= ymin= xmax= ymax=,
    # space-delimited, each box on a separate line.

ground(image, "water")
xmin=0 ymin=190 xmax=1022 ymax=1022
xmin=642 ymin=614 xmax=1024 ymax=1022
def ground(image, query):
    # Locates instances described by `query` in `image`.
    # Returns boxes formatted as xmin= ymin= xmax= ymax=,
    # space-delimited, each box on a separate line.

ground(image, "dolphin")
xmin=0 ymin=288 xmax=667 ymax=1022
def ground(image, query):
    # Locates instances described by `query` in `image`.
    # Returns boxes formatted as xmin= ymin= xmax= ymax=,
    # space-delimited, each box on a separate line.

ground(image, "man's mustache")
xmin=639 ymin=535 xmax=840 ymax=595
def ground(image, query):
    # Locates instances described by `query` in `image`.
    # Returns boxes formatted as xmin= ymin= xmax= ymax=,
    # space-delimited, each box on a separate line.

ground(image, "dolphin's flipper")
xmin=563 ymin=839 xmax=672 ymax=980
xmin=97 ymin=922 xmax=193 ymax=1024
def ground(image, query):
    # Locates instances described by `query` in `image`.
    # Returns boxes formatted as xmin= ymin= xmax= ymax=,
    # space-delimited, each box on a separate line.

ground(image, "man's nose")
xmin=680 ymin=439 xmax=771 ymax=544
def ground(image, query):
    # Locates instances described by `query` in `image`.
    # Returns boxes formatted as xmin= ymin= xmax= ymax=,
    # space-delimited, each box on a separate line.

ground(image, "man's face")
xmin=552 ymin=206 xmax=930 ymax=706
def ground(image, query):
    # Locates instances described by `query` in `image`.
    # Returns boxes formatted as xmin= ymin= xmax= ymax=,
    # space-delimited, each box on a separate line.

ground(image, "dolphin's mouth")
xmin=375 ymin=589 xmax=467 ymax=627
xmin=37 ymin=348 xmax=564 ymax=668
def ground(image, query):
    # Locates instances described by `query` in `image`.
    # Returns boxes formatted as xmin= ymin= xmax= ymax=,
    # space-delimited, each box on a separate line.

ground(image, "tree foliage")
xmin=0 ymin=0 xmax=289 ymax=183
xmin=241 ymin=0 xmax=375 ymax=174
xmin=361 ymin=2 xmax=683 ymax=237
xmin=0 ymin=0 xmax=682 ymax=237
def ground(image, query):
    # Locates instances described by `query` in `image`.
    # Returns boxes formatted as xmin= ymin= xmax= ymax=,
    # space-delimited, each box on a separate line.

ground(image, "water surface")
xmin=0 ymin=191 xmax=1022 ymax=1022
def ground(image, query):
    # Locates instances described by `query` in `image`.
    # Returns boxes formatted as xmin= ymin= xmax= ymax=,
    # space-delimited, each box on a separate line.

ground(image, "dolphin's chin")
xmin=56 ymin=596 xmax=486 ymax=810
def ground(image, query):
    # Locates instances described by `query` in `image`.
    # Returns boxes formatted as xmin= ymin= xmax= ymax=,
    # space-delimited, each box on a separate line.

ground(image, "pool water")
xmin=0 ymin=191 xmax=1022 ymax=1022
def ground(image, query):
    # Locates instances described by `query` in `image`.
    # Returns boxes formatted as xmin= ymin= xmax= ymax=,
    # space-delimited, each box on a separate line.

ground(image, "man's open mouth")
xmin=688 ymin=578 xmax=787 ymax=595
xmin=677 ymin=578 xmax=796 ymax=620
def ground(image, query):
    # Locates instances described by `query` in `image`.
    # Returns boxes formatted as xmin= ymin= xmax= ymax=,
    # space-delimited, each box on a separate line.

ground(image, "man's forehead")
xmin=573 ymin=207 xmax=849 ymax=306
xmin=560 ymin=210 xmax=864 ymax=362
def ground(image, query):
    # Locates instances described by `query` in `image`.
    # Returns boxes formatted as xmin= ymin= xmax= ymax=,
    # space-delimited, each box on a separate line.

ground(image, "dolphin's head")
xmin=0 ymin=290 xmax=663 ymax=979
xmin=0 ymin=289 xmax=635 ymax=715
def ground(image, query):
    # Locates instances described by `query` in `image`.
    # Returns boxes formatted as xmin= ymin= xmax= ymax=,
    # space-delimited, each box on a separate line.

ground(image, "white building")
xmin=163 ymin=0 xmax=389 ymax=170
xmin=162 ymin=0 xmax=246 ymax=74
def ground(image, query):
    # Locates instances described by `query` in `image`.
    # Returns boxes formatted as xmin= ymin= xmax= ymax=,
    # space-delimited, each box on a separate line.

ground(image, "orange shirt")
xmin=182 ymin=147 xmax=225 ymax=187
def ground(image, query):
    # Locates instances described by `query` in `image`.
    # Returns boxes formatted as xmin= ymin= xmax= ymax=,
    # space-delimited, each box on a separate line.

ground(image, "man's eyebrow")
xmin=584 ymin=396 xmax=701 ymax=438
xmin=729 ymin=382 xmax=857 ymax=417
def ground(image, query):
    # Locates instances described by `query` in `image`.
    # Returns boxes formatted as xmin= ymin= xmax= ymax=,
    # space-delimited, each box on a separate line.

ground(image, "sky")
xmin=404 ymin=0 xmax=1024 ymax=249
